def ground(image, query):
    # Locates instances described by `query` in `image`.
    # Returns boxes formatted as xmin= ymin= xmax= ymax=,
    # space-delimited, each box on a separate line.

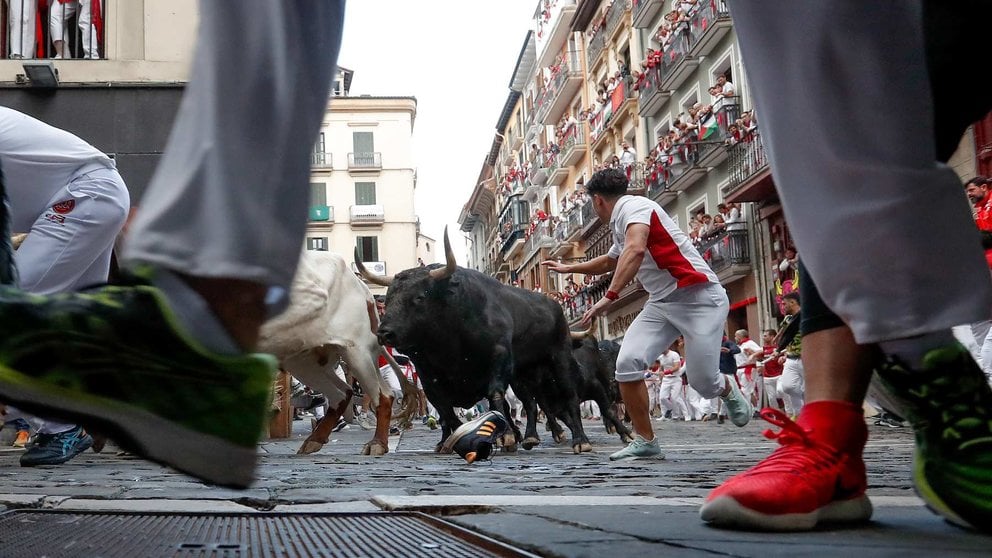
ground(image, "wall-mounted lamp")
xmin=21 ymin=61 xmax=59 ymax=89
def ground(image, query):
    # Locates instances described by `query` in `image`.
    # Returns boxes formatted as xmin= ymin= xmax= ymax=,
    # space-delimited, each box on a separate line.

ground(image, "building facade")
xmin=306 ymin=68 xmax=419 ymax=296
xmin=459 ymin=0 xmax=990 ymax=342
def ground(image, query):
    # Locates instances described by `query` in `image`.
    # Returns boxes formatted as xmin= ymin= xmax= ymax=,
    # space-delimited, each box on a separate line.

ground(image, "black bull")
xmin=356 ymin=231 xmax=591 ymax=454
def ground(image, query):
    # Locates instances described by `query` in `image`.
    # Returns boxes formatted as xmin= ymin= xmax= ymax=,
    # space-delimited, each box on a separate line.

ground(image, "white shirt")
xmin=0 ymin=107 xmax=116 ymax=232
xmin=607 ymin=195 xmax=718 ymax=300
xmin=722 ymin=81 xmax=736 ymax=96
xmin=659 ymin=350 xmax=683 ymax=379
xmin=735 ymin=339 xmax=762 ymax=367
xmin=619 ymin=148 xmax=637 ymax=167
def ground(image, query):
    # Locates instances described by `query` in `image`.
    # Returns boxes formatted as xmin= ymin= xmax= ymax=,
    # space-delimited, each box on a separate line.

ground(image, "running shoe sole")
xmin=700 ymin=494 xmax=873 ymax=531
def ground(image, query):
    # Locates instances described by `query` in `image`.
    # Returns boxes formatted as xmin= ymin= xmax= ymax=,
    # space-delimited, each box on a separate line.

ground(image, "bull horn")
xmin=11 ymin=233 xmax=27 ymax=250
xmin=570 ymin=322 xmax=597 ymax=340
xmin=354 ymin=247 xmax=394 ymax=286
xmin=428 ymin=227 xmax=457 ymax=280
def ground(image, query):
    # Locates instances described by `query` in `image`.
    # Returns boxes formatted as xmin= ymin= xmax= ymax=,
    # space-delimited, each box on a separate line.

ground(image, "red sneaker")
xmin=700 ymin=405 xmax=872 ymax=531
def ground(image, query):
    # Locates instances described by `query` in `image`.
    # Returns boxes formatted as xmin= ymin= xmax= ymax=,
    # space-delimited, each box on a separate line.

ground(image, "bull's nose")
xmin=377 ymin=327 xmax=396 ymax=346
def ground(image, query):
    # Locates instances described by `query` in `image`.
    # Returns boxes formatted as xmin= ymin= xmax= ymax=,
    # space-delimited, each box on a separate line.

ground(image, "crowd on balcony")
xmin=724 ymin=110 xmax=758 ymax=146
xmin=558 ymin=189 xmax=590 ymax=220
xmin=4 ymin=0 xmax=105 ymax=59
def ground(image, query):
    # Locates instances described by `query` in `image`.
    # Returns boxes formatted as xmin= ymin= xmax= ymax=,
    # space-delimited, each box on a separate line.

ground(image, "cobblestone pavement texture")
xmin=0 ymin=415 xmax=988 ymax=556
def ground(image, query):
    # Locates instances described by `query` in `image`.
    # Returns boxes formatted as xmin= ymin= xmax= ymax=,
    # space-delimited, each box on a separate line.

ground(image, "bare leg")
xmin=180 ymin=275 xmax=267 ymax=351
xmin=618 ymin=381 xmax=654 ymax=441
xmin=804 ymin=326 xmax=876 ymax=405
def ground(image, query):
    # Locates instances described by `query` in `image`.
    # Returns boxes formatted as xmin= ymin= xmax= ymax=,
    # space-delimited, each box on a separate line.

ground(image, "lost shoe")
xmin=20 ymin=426 xmax=93 ymax=466
xmin=0 ymin=272 xmax=276 ymax=488
xmin=442 ymin=410 xmax=509 ymax=464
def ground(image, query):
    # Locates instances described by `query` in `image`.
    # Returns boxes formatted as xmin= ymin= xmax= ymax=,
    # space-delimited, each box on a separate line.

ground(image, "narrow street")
xmin=0 ymin=416 xmax=986 ymax=556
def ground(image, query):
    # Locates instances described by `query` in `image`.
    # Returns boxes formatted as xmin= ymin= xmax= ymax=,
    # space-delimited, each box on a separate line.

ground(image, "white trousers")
xmin=615 ymin=283 xmax=729 ymax=399
xmin=684 ymin=385 xmax=708 ymax=419
xmin=658 ymin=378 xmax=688 ymax=419
xmin=778 ymin=358 xmax=805 ymax=416
xmin=5 ymin=0 xmax=35 ymax=57
xmin=736 ymin=368 xmax=756 ymax=403
xmin=124 ymin=1 xmax=344 ymax=316
xmin=49 ymin=0 xmax=98 ymax=59
xmin=646 ymin=380 xmax=661 ymax=413
xmin=729 ymin=1 xmax=990 ymax=343
xmin=762 ymin=375 xmax=782 ymax=410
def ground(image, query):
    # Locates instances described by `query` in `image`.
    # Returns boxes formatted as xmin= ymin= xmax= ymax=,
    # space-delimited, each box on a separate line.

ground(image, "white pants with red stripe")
xmin=615 ymin=282 xmax=729 ymax=400
xmin=123 ymin=1 xmax=343 ymax=315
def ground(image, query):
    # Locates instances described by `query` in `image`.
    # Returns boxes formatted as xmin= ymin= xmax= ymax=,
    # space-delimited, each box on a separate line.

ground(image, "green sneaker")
xmin=721 ymin=378 xmax=754 ymax=427
xmin=609 ymin=434 xmax=664 ymax=461
xmin=0 ymin=274 xmax=276 ymax=488
xmin=874 ymin=343 xmax=992 ymax=532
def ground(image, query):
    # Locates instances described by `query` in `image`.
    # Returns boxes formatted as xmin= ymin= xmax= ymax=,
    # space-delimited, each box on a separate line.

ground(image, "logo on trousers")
xmin=51 ymin=199 xmax=75 ymax=214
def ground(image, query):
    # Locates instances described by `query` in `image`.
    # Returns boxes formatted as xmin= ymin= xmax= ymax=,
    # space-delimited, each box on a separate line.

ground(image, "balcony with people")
xmin=589 ymin=75 xmax=635 ymax=149
xmin=724 ymin=111 xmax=773 ymax=203
xmin=3 ymin=0 xmax=107 ymax=60
xmin=522 ymin=216 xmax=556 ymax=264
xmin=691 ymin=204 xmax=751 ymax=283
xmin=558 ymin=119 xmax=588 ymax=167
xmin=633 ymin=61 xmax=670 ymax=118
xmin=538 ymin=51 xmax=583 ymax=126
xmin=655 ymin=6 xmax=699 ymax=92
xmin=585 ymin=13 xmax=608 ymax=69
xmin=632 ymin=0 xmax=664 ymax=29
xmin=687 ymin=0 xmax=732 ymax=58
xmin=535 ymin=0 xmax=578 ymax=67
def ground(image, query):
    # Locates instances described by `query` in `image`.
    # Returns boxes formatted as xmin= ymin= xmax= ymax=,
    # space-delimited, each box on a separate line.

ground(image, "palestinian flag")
xmin=698 ymin=114 xmax=718 ymax=140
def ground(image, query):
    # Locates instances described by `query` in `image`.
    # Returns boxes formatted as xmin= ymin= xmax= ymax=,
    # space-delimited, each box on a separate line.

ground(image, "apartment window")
xmin=310 ymin=183 xmax=327 ymax=206
xmin=307 ymin=237 xmax=328 ymax=251
xmin=355 ymin=182 xmax=376 ymax=205
xmin=313 ymin=133 xmax=326 ymax=155
xmin=356 ymin=236 xmax=379 ymax=262
xmin=353 ymin=131 xmax=374 ymax=155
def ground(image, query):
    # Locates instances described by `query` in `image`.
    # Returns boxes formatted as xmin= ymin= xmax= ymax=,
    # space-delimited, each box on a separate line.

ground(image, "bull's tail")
xmin=380 ymin=346 xmax=418 ymax=425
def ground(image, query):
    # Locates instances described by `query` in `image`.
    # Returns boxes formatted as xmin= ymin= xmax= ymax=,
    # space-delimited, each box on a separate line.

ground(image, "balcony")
xmin=586 ymin=26 xmax=607 ymax=69
xmin=528 ymin=151 xmax=549 ymax=187
xmin=507 ymin=124 xmax=523 ymax=151
xmin=632 ymin=0 xmax=664 ymax=29
xmin=659 ymin=29 xmax=698 ymax=92
xmin=538 ymin=52 xmax=583 ymax=125
xmin=309 ymin=205 xmax=334 ymax=223
xmin=687 ymin=0 xmax=732 ymax=59
xmin=578 ymin=199 xmax=601 ymax=239
xmin=348 ymin=152 xmax=382 ymax=172
xmin=604 ymin=0 xmax=630 ymax=42
xmin=546 ymin=153 xmax=568 ymax=187
xmin=501 ymin=227 xmax=527 ymax=259
xmin=590 ymin=78 xmax=636 ymax=148
xmin=637 ymin=65 xmax=671 ymax=118
xmin=666 ymin=140 xmax=722 ymax=193
xmin=536 ymin=0 xmax=578 ymax=67
xmin=550 ymin=217 xmax=575 ymax=257
xmin=311 ymin=152 xmax=333 ymax=171
xmin=350 ymin=204 xmax=384 ymax=225
xmin=694 ymin=100 xmax=740 ymax=168
xmin=696 ymin=228 xmax=751 ymax=283
xmin=724 ymin=127 xmax=775 ymax=203
xmin=645 ymin=169 xmax=678 ymax=207
xmin=559 ymin=122 xmax=588 ymax=167
xmin=522 ymin=222 xmax=556 ymax=264
xmin=3 ymin=0 xmax=108 ymax=60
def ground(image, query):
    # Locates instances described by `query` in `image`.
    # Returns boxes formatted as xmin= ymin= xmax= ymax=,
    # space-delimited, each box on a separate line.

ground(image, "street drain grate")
xmin=0 ymin=510 xmax=538 ymax=557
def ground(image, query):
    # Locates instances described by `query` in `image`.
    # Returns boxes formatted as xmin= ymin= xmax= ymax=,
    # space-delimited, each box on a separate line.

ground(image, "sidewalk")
xmin=0 ymin=416 xmax=987 ymax=556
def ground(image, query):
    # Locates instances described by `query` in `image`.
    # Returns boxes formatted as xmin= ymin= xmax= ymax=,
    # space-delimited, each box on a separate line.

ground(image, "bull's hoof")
xmin=552 ymin=431 xmax=566 ymax=444
xmin=362 ymin=441 xmax=388 ymax=456
xmin=436 ymin=442 xmax=453 ymax=454
xmin=91 ymin=435 xmax=107 ymax=454
xmin=502 ymin=443 xmax=518 ymax=453
xmin=521 ymin=436 xmax=540 ymax=450
xmin=621 ymin=433 xmax=634 ymax=444
xmin=501 ymin=432 xmax=516 ymax=448
xmin=297 ymin=440 xmax=325 ymax=455
xmin=572 ymin=442 xmax=593 ymax=454
xmin=606 ymin=425 xmax=617 ymax=435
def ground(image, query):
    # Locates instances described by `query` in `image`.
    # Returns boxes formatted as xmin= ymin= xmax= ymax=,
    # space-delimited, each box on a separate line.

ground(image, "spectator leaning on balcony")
xmin=5 ymin=0 xmax=37 ymax=59
xmin=50 ymin=0 xmax=101 ymax=59
xmin=619 ymin=141 xmax=637 ymax=172
xmin=716 ymin=75 xmax=736 ymax=98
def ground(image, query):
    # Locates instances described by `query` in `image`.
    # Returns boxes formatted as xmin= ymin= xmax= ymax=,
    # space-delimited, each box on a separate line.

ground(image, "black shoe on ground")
xmin=21 ymin=426 xmax=93 ymax=466
xmin=442 ymin=411 xmax=509 ymax=464
xmin=717 ymin=414 xmax=726 ymax=424
xmin=332 ymin=416 xmax=348 ymax=432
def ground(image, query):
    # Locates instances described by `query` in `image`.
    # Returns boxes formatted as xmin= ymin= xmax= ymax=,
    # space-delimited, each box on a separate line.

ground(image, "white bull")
xmin=259 ymin=250 xmax=416 ymax=455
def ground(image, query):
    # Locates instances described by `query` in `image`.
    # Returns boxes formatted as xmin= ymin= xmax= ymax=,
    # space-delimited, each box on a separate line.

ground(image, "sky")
xmin=338 ymin=1 xmax=538 ymax=264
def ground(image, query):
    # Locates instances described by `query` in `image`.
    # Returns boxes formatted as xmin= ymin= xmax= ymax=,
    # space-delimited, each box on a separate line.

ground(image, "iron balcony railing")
xmin=350 ymin=204 xmax=384 ymax=223
xmin=586 ymin=26 xmax=607 ymax=67
xmin=537 ymin=51 xmax=582 ymax=124
xmin=637 ymin=65 xmax=665 ymax=113
xmin=688 ymin=0 xmax=730 ymax=49
xmin=4 ymin=0 xmax=107 ymax=59
xmin=696 ymin=228 xmax=750 ymax=273
xmin=604 ymin=0 xmax=629 ymax=39
xmin=311 ymin=152 xmax=333 ymax=169
xmin=727 ymin=128 xmax=768 ymax=191
xmin=660 ymin=29 xmax=692 ymax=86
xmin=348 ymin=152 xmax=382 ymax=170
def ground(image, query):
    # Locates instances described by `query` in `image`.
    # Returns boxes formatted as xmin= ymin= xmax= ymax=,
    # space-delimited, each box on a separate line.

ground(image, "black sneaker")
xmin=20 ymin=426 xmax=93 ymax=466
xmin=441 ymin=411 xmax=509 ymax=464
xmin=332 ymin=416 xmax=348 ymax=432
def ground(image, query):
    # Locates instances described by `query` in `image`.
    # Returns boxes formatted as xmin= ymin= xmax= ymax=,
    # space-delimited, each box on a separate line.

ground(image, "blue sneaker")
xmin=609 ymin=435 xmax=664 ymax=461
xmin=20 ymin=426 xmax=93 ymax=466
xmin=442 ymin=411 xmax=509 ymax=463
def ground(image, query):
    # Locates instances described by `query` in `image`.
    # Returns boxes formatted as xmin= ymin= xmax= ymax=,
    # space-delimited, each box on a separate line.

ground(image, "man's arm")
xmin=542 ymin=254 xmax=617 ymax=275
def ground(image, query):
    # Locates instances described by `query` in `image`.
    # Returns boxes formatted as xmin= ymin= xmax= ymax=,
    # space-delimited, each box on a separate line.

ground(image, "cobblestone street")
xmin=0 ymin=415 xmax=988 ymax=556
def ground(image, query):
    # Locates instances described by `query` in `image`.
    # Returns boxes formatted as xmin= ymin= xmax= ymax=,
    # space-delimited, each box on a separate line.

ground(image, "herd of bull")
xmin=257 ymin=229 xmax=633 ymax=458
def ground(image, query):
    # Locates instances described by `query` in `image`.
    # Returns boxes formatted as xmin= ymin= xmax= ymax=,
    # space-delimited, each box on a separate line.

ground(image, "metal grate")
xmin=0 ymin=511 xmax=537 ymax=558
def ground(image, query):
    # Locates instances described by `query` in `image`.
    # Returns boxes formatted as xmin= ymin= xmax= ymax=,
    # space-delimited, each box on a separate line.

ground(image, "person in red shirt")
xmin=964 ymin=176 xmax=992 ymax=268
xmin=751 ymin=329 xmax=785 ymax=411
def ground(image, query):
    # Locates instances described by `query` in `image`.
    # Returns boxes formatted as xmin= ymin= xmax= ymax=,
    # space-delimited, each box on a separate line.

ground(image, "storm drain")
xmin=0 ymin=510 xmax=537 ymax=558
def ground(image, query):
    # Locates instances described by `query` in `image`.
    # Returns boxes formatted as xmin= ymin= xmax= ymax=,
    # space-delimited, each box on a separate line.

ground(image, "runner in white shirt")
xmin=657 ymin=346 xmax=689 ymax=421
xmin=734 ymin=329 xmax=763 ymax=405
xmin=543 ymin=168 xmax=752 ymax=461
